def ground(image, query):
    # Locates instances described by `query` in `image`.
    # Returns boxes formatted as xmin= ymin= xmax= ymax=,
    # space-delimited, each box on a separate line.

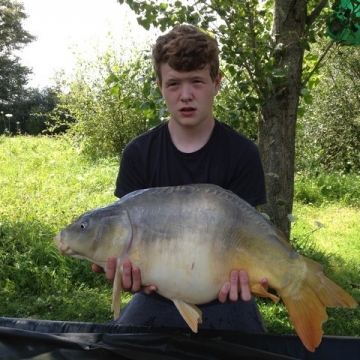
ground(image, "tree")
xmin=116 ymin=0 xmax=360 ymax=237
xmin=12 ymin=87 xmax=60 ymax=134
xmin=0 ymin=0 xmax=35 ymax=104
xmin=0 ymin=86 xmax=60 ymax=134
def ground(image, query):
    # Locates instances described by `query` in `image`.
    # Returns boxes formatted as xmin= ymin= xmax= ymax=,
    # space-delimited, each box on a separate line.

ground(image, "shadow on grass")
xmin=0 ymin=218 xmax=113 ymax=323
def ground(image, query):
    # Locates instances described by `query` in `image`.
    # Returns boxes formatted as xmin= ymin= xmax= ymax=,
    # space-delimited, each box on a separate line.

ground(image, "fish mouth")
xmin=53 ymin=233 xmax=70 ymax=255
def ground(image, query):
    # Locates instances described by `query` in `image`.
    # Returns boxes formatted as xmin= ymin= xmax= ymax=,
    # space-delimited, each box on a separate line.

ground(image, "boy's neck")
xmin=168 ymin=118 xmax=215 ymax=153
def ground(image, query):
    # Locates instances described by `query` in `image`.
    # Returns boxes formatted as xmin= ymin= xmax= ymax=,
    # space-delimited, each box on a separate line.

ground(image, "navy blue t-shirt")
xmin=114 ymin=120 xmax=266 ymax=206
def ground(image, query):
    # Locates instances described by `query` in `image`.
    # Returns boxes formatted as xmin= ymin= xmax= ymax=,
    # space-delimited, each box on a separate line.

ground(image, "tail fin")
xmin=280 ymin=257 xmax=357 ymax=352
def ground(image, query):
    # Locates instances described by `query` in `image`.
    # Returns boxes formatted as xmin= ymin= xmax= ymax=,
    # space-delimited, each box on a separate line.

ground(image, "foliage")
xmin=294 ymin=171 xmax=360 ymax=206
xmin=0 ymin=0 xmax=35 ymax=104
xmin=50 ymin=45 xmax=150 ymax=158
xmin=213 ymin=71 xmax=259 ymax=139
xmin=0 ymin=136 xmax=358 ymax=335
xmin=297 ymin=45 xmax=360 ymax=173
xmin=106 ymin=49 xmax=167 ymax=129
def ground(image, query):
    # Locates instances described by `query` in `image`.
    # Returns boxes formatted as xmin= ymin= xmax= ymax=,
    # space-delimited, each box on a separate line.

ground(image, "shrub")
xmin=295 ymin=171 xmax=360 ymax=206
xmin=51 ymin=44 xmax=152 ymax=158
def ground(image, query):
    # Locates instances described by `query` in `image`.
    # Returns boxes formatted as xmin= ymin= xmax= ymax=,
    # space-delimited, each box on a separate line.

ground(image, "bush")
xmin=295 ymin=171 xmax=360 ymax=206
xmin=51 ymin=44 xmax=152 ymax=158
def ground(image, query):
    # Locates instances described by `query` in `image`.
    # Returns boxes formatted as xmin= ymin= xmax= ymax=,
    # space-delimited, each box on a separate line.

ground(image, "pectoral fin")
xmin=111 ymin=258 xmax=123 ymax=319
xmin=172 ymin=299 xmax=202 ymax=333
xmin=251 ymin=283 xmax=280 ymax=303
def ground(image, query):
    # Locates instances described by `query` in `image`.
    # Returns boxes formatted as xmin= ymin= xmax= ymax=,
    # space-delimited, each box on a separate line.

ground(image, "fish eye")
xmin=80 ymin=219 xmax=89 ymax=229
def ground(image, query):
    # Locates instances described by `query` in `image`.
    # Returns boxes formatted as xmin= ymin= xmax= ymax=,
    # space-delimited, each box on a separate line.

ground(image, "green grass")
xmin=0 ymin=135 xmax=359 ymax=338
xmin=257 ymin=203 xmax=360 ymax=336
xmin=0 ymin=135 xmax=127 ymax=323
xmin=294 ymin=171 xmax=360 ymax=207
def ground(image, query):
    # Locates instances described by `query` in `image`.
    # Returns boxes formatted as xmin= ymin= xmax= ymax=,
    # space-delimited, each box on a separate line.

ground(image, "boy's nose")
xmin=180 ymin=85 xmax=193 ymax=102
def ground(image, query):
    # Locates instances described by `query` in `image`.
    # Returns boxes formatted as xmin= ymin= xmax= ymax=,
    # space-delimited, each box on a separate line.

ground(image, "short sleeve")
xmin=228 ymin=141 xmax=266 ymax=207
xmin=114 ymin=141 xmax=146 ymax=198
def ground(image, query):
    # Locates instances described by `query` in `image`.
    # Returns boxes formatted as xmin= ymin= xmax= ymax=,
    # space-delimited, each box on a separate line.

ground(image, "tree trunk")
xmin=258 ymin=0 xmax=307 ymax=238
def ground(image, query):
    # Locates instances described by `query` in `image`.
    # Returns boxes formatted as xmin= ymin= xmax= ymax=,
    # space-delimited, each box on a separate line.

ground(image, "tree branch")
xmin=306 ymin=0 xmax=330 ymax=27
xmin=301 ymin=39 xmax=336 ymax=87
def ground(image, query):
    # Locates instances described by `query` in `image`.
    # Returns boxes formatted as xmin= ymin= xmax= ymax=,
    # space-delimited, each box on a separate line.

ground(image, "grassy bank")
xmin=0 ymin=135 xmax=359 ymax=336
xmin=0 ymin=135 xmax=123 ymax=323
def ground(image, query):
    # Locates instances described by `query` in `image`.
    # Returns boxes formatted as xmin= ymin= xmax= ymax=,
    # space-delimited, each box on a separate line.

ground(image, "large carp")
xmin=54 ymin=184 xmax=357 ymax=352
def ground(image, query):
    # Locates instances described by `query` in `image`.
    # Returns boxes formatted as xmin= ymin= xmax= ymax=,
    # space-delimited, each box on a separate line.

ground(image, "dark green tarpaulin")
xmin=0 ymin=318 xmax=359 ymax=360
xmin=327 ymin=0 xmax=360 ymax=45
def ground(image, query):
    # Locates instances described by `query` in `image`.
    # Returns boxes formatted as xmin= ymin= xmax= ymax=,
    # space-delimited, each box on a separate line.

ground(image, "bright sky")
xmin=20 ymin=0 xmax=161 ymax=88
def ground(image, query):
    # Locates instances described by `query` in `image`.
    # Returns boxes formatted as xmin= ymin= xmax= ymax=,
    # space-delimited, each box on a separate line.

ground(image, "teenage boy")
xmin=93 ymin=24 xmax=268 ymax=332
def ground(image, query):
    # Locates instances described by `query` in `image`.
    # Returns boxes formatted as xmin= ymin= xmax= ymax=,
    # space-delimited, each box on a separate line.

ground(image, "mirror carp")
xmin=54 ymin=184 xmax=357 ymax=352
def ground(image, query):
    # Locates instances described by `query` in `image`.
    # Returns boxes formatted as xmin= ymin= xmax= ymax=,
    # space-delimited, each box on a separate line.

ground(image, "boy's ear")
xmin=214 ymin=72 xmax=222 ymax=93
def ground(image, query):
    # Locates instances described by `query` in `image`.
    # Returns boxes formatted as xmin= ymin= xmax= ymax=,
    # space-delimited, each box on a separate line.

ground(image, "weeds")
xmin=295 ymin=171 xmax=360 ymax=206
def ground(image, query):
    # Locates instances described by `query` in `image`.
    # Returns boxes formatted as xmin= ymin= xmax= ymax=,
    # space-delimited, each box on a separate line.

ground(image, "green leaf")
xmin=314 ymin=221 xmax=325 ymax=229
xmin=159 ymin=3 xmax=168 ymax=11
xmin=140 ymin=101 xmax=151 ymax=110
xmin=300 ymin=88 xmax=313 ymax=104
xmin=159 ymin=105 xmax=167 ymax=118
xmin=109 ymin=84 xmax=120 ymax=97
xmin=297 ymin=106 xmax=305 ymax=117
xmin=287 ymin=214 xmax=297 ymax=223
xmin=105 ymin=73 xmax=119 ymax=85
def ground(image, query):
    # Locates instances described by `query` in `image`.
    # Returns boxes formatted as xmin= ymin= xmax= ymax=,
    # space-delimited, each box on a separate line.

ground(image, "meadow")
xmin=0 ymin=135 xmax=359 ymax=337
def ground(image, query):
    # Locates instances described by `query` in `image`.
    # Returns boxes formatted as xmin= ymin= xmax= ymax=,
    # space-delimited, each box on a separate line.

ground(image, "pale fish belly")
xmin=131 ymin=235 xmax=227 ymax=304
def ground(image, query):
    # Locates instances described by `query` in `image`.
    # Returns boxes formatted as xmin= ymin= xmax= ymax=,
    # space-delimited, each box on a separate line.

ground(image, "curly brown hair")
xmin=152 ymin=25 xmax=220 ymax=84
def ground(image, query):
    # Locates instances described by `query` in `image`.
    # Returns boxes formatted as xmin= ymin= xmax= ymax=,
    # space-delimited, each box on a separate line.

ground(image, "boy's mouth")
xmin=180 ymin=107 xmax=196 ymax=116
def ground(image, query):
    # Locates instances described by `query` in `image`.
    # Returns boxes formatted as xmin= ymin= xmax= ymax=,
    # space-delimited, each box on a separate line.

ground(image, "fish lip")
xmin=53 ymin=234 xmax=70 ymax=254
xmin=58 ymin=245 xmax=70 ymax=255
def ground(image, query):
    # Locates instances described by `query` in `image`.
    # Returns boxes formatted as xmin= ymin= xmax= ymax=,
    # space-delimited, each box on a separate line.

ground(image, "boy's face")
xmin=158 ymin=63 xmax=221 ymax=128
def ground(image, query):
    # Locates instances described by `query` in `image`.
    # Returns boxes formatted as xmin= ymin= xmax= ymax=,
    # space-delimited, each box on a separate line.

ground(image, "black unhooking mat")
xmin=0 ymin=318 xmax=359 ymax=360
